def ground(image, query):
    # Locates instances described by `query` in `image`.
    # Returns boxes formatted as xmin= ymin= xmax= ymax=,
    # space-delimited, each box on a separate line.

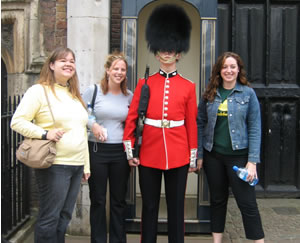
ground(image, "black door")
xmin=217 ymin=0 xmax=300 ymax=197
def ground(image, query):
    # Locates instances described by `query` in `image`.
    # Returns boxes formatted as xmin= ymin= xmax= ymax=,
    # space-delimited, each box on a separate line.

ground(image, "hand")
xmin=128 ymin=158 xmax=140 ymax=167
xmin=82 ymin=173 xmax=90 ymax=182
xmin=189 ymin=167 xmax=198 ymax=173
xmin=47 ymin=129 xmax=65 ymax=142
xmin=92 ymin=123 xmax=107 ymax=142
xmin=245 ymin=162 xmax=257 ymax=182
xmin=197 ymin=158 xmax=203 ymax=171
xmin=189 ymin=158 xmax=203 ymax=173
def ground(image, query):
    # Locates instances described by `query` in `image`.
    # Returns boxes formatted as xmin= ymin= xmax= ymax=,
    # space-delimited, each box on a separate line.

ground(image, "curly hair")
xmin=37 ymin=47 xmax=85 ymax=108
xmin=100 ymin=52 xmax=129 ymax=96
xmin=203 ymin=52 xmax=250 ymax=102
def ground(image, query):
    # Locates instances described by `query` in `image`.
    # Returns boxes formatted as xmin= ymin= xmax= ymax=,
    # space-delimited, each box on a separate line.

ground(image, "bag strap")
xmin=91 ymin=84 xmax=98 ymax=110
xmin=42 ymin=85 xmax=56 ymax=127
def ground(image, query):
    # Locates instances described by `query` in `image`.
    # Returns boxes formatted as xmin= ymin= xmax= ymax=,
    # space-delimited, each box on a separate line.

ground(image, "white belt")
xmin=144 ymin=118 xmax=184 ymax=128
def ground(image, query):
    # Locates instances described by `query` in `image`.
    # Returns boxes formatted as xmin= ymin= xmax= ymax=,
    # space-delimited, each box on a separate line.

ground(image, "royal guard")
xmin=123 ymin=4 xmax=198 ymax=243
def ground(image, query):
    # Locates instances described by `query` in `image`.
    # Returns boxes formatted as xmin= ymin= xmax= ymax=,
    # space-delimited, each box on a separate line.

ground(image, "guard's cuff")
xmin=190 ymin=148 xmax=197 ymax=168
xmin=123 ymin=140 xmax=134 ymax=160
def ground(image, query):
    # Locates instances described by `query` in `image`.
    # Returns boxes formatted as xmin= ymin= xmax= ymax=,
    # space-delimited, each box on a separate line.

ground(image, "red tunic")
xmin=123 ymin=70 xmax=198 ymax=170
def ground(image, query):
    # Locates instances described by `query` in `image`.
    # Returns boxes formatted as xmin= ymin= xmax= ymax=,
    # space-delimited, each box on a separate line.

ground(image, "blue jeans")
xmin=34 ymin=165 xmax=83 ymax=243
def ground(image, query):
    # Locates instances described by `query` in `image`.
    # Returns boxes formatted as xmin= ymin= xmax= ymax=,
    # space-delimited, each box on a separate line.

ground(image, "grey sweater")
xmin=82 ymin=84 xmax=133 ymax=144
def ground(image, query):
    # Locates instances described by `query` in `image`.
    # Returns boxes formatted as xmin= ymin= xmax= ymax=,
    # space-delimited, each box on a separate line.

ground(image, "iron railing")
xmin=1 ymin=95 xmax=30 ymax=239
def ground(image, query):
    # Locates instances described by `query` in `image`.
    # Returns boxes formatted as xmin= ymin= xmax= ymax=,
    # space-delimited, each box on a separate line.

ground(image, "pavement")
xmin=12 ymin=198 xmax=300 ymax=243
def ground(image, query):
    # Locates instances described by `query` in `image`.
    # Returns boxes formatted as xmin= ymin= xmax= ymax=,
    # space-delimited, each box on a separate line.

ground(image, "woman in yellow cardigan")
xmin=11 ymin=47 xmax=90 ymax=243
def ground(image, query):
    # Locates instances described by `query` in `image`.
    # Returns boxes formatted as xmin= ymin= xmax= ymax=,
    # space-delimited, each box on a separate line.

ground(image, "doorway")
xmin=121 ymin=0 xmax=218 ymax=233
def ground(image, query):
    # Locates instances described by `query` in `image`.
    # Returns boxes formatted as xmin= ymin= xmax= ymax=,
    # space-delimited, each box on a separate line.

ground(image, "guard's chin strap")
xmin=156 ymin=52 xmax=180 ymax=64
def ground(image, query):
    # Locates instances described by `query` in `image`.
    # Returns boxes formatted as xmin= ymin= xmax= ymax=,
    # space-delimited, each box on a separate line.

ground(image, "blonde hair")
xmin=100 ymin=52 xmax=129 ymax=95
xmin=37 ymin=47 xmax=85 ymax=107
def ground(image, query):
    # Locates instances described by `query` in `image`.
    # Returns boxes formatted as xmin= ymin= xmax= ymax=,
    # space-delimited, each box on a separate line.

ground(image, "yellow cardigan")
xmin=11 ymin=84 xmax=90 ymax=174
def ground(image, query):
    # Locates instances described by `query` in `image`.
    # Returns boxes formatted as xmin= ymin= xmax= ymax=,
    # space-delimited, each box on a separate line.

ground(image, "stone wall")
xmin=1 ymin=0 xmax=69 ymax=95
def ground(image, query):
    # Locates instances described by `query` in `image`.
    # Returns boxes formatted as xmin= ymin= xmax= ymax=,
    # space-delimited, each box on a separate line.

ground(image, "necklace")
xmin=56 ymin=81 xmax=69 ymax=87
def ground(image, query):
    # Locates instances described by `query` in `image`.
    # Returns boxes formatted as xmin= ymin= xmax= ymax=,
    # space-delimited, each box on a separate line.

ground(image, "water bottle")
xmin=233 ymin=166 xmax=259 ymax=186
xmin=87 ymin=102 xmax=96 ymax=120
xmin=87 ymin=102 xmax=96 ymax=136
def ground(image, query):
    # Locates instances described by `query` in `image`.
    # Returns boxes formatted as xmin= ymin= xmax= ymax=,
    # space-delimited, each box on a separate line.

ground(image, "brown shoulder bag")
xmin=16 ymin=86 xmax=56 ymax=169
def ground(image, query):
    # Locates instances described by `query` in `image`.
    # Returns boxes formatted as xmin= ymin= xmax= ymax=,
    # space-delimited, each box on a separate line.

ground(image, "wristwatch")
xmin=250 ymin=162 xmax=257 ymax=165
xmin=41 ymin=130 xmax=48 ymax=140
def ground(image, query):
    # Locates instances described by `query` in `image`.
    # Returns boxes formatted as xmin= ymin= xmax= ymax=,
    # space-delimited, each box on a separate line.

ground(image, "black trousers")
xmin=88 ymin=142 xmax=130 ymax=243
xmin=203 ymin=150 xmax=264 ymax=240
xmin=138 ymin=164 xmax=189 ymax=243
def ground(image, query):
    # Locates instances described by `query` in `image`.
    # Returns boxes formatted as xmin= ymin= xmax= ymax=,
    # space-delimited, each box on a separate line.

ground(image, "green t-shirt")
xmin=213 ymin=86 xmax=248 ymax=156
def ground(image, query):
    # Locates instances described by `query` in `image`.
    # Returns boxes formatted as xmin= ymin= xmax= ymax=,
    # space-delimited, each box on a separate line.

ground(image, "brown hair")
xmin=203 ymin=52 xmax=250 ymax=102
xmin=37 ymin=47 xmax=85 ymax=107
xmin=100 ymin=52 xmax=129 ymax=95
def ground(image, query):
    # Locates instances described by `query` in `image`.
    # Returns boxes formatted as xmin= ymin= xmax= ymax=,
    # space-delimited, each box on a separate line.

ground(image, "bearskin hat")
xmin=145 ymin=4 xmax=192 ymax=54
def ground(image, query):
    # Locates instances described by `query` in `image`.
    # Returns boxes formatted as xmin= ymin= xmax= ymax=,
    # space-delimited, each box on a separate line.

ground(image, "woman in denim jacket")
xmin=197 ymin=52 xmax=264 ymax=243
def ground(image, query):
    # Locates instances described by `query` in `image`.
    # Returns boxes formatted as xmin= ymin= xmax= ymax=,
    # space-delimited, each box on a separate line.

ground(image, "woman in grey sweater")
xmin=82 ymin=52 xmax=133 ymax=243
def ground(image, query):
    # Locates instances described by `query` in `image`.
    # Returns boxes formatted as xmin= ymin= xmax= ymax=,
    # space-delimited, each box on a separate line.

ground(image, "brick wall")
xmin=40 ymin=0 xmax=121 ymax=53
xmin=40 ymin=0 xmax=67 ymax=53
xmin=111 ymin=0 xmax=122 ymax=52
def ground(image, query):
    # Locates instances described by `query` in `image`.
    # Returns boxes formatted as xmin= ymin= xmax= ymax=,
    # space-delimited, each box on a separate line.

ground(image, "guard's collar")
xmin=159 ymin=69 xmax=177 ymax=78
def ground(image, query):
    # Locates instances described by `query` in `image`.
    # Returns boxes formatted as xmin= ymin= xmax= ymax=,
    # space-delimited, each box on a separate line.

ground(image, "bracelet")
xmin=250 ymin=162 xmax=257 ymax=165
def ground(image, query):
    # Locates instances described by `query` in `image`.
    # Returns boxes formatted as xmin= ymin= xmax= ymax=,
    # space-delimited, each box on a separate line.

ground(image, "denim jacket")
xmin=197 ymin=82 xmax=261 ymax=163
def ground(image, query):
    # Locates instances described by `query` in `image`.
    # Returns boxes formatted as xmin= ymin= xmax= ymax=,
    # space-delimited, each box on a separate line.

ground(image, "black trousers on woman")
xmin=88 ymin=142 xmax=130 ymax=243
xmin=203 ymin=150 xmax=264 ymax=240
xmin=138 ymin=164 xmax=189 ymax=243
